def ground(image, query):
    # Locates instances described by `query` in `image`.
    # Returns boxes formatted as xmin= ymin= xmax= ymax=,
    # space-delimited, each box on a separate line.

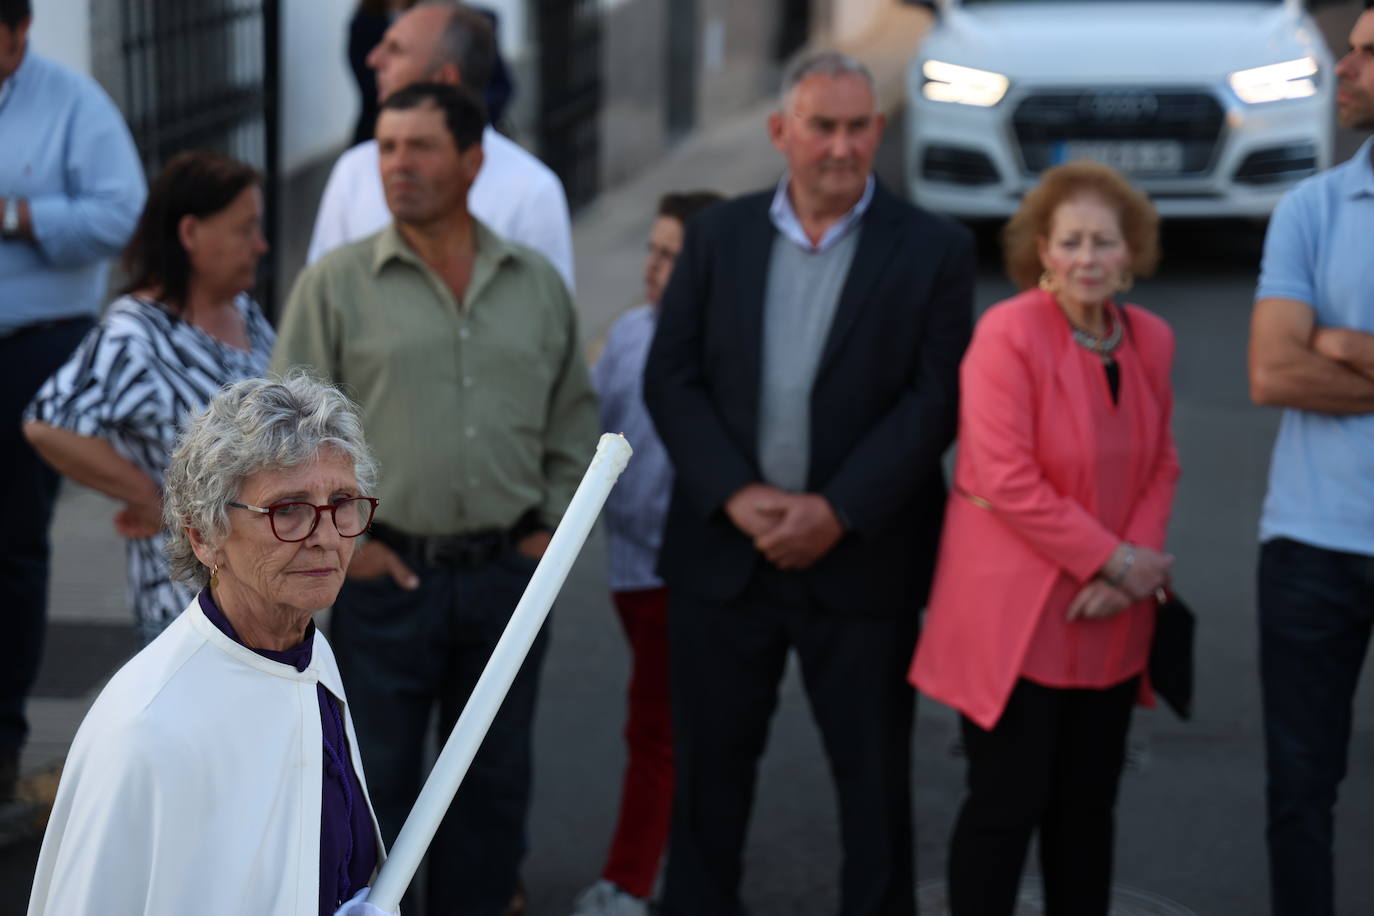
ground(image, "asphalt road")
xmin=519 ymin=221 xmax=1374 ymax=916
xmin=9 ymin=221 xmax=1367 ymax=916
xmin=524 ymin=12 xmax=1374 ymax=914
xmin=6 ymin=6 xmax=1372 ymax=915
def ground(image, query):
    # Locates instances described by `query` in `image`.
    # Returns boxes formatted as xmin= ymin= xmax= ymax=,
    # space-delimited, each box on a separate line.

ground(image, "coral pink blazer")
xmin=909 ymin=288 xmax=1180 ymax=729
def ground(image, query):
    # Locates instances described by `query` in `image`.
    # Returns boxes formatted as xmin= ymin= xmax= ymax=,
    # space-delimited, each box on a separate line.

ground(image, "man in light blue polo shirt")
xmin=0 ymin=0 xmax=145 ymax=806
xmin=1248 ymin=5 xmax=1374 ymax=914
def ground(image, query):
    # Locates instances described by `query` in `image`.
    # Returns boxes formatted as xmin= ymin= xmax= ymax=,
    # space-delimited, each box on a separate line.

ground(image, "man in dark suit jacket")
xmin=643 ymin=51 xmax=976 ymax=916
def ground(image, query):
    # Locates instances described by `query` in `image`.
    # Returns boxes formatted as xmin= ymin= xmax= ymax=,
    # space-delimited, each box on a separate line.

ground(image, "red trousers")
xmin=601 ymin=587 xmax=674 ymax=898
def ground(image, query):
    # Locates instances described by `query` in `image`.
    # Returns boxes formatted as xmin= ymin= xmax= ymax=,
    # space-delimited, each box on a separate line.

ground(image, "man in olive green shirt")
xmin=271 ymin=82 xmax=597 ymax=916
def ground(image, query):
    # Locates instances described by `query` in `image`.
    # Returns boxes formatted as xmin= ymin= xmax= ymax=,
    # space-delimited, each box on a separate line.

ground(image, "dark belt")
xmin=369 ymin=510 xmax=544 ymax=571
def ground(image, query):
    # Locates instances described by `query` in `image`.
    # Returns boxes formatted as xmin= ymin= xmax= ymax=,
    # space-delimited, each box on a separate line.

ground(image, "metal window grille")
xmin=537 ymin=0 xmax=602 ymax=211
xmin=119 ymin=0 xmax=280 ymax=309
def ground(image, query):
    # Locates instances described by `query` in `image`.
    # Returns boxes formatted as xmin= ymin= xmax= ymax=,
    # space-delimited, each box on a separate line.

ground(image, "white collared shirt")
xmin=306 ymin=126 xmax=576 ymax=291
xmin=768 ymin=172 xmax=875 ymax=254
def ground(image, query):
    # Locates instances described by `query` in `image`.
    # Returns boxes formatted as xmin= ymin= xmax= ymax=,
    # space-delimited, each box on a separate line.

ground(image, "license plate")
xmin=1053 ymin=140 xmax=1184 ymax=175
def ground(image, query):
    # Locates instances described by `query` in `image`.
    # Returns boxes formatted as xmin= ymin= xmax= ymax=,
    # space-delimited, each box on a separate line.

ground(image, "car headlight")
xmin=1229 ymin=57 xmax=1319 ymax=104
xmin=921 ymin=60 xmax=1010 ymax=107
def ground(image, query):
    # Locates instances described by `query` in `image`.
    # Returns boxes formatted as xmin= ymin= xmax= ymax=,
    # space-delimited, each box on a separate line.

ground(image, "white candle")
xmin=367 ymin=433 xmax=633 ymax=913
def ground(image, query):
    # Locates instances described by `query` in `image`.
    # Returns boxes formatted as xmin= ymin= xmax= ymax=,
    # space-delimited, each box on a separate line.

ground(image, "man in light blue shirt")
xmin=0 ymin=0 xmax=145 ymax=805
xmin=1248 ymin=5 xmax=1374 ymax=914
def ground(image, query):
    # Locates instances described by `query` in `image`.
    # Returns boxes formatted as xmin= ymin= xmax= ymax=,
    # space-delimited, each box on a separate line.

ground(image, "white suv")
xmin=904 ymin=0 xmax=1338 ymax=219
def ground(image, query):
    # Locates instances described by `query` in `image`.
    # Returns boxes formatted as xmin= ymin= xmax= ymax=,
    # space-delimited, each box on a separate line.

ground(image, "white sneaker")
xmin=570 ymin=879 xmax=649 ymax=916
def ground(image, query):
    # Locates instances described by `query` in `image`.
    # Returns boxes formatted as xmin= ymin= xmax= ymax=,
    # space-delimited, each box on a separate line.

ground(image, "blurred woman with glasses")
xmin=24 ymin=149 xmax=274 ymax=643
xmin=28 ymin=374 xmax=396 ymax=916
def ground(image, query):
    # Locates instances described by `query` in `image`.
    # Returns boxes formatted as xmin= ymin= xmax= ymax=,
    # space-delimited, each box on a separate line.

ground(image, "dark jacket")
xmin=643 ymin=181 xmax=976 ymax=614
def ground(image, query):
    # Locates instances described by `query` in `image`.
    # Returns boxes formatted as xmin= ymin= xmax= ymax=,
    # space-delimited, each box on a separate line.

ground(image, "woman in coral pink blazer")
xmin=910 ymin=162 xmax=1180 ymax=916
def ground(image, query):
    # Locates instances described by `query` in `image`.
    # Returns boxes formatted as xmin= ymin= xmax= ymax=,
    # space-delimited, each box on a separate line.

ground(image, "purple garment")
xmin=197 ymin=590 xmax=378 ymax=915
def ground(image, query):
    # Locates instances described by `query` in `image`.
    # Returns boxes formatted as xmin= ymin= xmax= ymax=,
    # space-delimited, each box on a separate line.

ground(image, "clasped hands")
xmin=1066 ymin=542 xmax=1173 ymax=622
xmin=724 ymin=482 xmax=844 ymax=571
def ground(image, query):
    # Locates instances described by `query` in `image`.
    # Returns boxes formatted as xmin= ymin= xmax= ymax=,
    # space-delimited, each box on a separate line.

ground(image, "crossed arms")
xmin=1250 ymin=297 xmax=1374 ymax=414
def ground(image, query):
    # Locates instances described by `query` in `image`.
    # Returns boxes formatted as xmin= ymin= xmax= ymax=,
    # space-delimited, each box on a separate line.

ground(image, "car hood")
xmin=924 ymin=1 xmax=1330 ymax=83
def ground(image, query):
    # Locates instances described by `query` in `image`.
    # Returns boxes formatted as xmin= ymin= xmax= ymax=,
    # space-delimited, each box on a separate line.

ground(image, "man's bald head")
xmin=367 ymin=1 xmax=494 ymax=104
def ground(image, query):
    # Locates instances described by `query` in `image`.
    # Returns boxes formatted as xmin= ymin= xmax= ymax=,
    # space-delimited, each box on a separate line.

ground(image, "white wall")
xmin=279 ymin=0 xmax=534 ymax=175
xmin=30 ymin=0 xmax=361 ymax=176
xmin=280 ymin=0 xmax=358 ymax=173
xmin=27 ymin=0 xmax=91 ymax=74
xmin=483 ymin=0 xmax=529 ymax=61
xmin=830 ymin=0 xmax=886 ymax=44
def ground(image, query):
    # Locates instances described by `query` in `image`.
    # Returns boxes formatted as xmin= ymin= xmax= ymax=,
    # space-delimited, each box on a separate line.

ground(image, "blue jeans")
xmin=0 ymin=318 xmax=93 ymax=751
xmin=1259 ymin=537 xmax=1374 ymax=916
xmin=330 ymin=549 xmax=549 ymax=916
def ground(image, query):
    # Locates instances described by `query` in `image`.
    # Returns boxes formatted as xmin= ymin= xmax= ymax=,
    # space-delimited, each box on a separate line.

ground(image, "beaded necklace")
xmin=1062 ymin=303 xmax=1123 ymax=358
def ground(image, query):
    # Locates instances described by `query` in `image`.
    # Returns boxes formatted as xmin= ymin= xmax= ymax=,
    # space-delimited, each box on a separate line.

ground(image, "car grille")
xmin=1011 ymin=88 xmax=1224 ymax=175
xmin=1234 ymin=143 xmax=1318 ymax=185
xmin=922 ymin=145 xmax=1001 ymax=186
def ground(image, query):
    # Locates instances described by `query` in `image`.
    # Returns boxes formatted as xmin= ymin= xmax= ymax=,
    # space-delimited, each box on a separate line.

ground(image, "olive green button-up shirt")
xmin=271 ymin=220 xmax=598 ymax=537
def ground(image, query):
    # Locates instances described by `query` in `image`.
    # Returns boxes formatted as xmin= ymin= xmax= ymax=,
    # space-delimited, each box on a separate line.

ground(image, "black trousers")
xmin=0 ymin=318 xmax=93 ymax=752
xmin=1259 ymin=537 xmax=1374 ymax=916
xmin=948 ymin=677 xmax=1137 ymax=916
xmin=660 ymin=567 xmax=920 ymax=916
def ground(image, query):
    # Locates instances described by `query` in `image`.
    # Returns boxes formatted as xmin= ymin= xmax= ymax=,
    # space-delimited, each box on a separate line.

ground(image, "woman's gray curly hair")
xmin=162 ymin=373 xmax=379 ymax=587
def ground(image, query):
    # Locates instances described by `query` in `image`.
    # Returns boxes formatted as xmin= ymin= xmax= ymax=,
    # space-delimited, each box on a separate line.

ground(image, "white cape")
xmin=28 ymin=599 xmax=383 ymax=915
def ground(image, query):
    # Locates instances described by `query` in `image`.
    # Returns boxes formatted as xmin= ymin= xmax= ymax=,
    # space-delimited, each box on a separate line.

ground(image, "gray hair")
xmin=418 ymin=0 xmax=495 ymax=94
xmin=779 ymin=50 xmax=876 ymax=112
xmin=162 ymin=373 xmax=379 ymax=587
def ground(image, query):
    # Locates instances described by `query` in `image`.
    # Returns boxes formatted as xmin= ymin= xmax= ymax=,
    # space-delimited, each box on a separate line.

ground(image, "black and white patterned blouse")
xmin=26 ymin=293 xmax=275 ymax=642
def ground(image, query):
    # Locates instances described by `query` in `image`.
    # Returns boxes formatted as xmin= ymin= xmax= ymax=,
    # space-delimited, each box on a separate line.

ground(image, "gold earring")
xmin=210 ymin=564 xmax=219 ymax=589
xmin=1038 ymin=270 xmax=1056 ymax=293
xmin=1117 ymin=271 xmax=1134 ymax=294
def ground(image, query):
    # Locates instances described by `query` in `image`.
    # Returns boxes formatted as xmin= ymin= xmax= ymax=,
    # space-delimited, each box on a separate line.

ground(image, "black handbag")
xmin=1149 ymin=588 xmax=1195 ymax=720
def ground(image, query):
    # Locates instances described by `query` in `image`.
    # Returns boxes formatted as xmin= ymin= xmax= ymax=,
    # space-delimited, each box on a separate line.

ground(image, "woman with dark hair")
xmin=24 ymin=149 xmax=274 ymax=643
xmin=574 ymin=189 xmax=722 ymax=916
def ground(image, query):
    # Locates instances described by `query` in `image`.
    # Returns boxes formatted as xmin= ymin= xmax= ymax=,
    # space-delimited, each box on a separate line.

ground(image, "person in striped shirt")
xmin=25 ymin=150 xmax=275 ymax=644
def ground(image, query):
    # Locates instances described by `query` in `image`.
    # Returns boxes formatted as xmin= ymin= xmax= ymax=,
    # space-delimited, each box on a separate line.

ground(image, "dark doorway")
xmin=665 ymin=0 xmax=697 ymax=140
xmin=776 ymin=0 xmax=811 ymax=62
xmin=119 ymin=0 xmax=280 ymax=310
xmin=538 ymin=0 xmax=602 ymax=211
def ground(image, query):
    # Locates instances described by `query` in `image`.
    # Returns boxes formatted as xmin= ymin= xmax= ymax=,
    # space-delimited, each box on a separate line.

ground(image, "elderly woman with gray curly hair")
xmin=27 ymin=374 xmax=399 ymax=916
